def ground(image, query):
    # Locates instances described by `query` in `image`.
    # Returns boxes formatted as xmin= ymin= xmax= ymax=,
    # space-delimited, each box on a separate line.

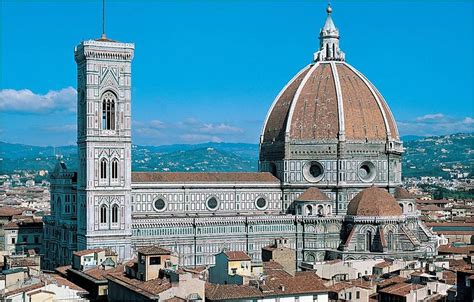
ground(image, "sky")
xmin=0 ymin=0 xmax=473 ymax=146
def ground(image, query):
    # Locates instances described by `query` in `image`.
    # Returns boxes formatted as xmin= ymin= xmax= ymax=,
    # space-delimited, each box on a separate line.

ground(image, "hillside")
xmin=0 ymin=133 xmax=472 ymax=179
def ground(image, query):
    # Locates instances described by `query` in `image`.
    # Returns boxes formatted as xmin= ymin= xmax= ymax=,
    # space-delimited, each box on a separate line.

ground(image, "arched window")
xmin=317 ymin=205 xmax=324 ymax=216
xmin=100 ymin=159 xmax=108 ymax=179
xmin=111 ymin=159 xmax=119 ymax=180
xmin=112 ymin=204 xmax=119 ymax=223
xmin=366 ymin=230 xmax=372 ymax=251
xmin=399 ymin=203 xmax=405 ymax=213
xmin=408 ymin=203 xmax=413 ymax=212
xmin=387 ymin=231 xmax=394 ymax=250
xmin=101 ymin=91 xmax=116 ymax=130
xmin=306 ymin=205 xmax=313 ymax=216
xmin=100 ymin=205 xmax=107 ymax=224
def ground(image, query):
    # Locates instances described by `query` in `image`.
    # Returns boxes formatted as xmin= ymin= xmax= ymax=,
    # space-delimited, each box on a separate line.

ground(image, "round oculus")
xmin=358 ymin=161 xmax=376 ymax=182
xmin=154 ymin=198 xmax=166 ymax=211
xmin=207 ymin=197 xmax=218 ymax=210
xmin=256 ymin=197 xmax=267 ymax=210
xmin=303 ymin=161 xmax=324 ymax=182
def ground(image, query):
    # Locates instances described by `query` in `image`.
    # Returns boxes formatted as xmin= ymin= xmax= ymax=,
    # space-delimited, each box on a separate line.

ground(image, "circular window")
xmin=207 ymin=197 xmax=219 ymax=211
xmin=153 ymin=198 xmax=166 ymax=211
xmin=303 ymin=161 xmax=324 ymax=182
xmin=358 ymin=161 xmax=376 ymax=182
xmin=255 ymin=197 xmax=267 ymax=210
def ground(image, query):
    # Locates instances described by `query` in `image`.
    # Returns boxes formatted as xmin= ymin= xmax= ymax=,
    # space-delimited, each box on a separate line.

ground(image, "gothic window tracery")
xmin=101 ymin=91 xmax=116 ymax=130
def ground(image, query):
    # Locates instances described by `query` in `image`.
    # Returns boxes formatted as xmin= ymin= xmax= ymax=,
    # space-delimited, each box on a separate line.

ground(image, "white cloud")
xmin=198 ymin=123 xmax=244 ymax=134
xmin=0 ymin=87 xmax=77 ymax=113
xmin=133 ymin=118 xmax=245 ymax=144
xmin=415 ymin=113 xmax=446 ymax=122
xmin=398 ymin=114 xmax=474 ymax=136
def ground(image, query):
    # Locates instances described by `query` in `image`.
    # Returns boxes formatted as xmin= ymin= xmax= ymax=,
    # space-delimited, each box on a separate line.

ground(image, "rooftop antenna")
xmin=101 ymin=0 xmax=107 ymax=39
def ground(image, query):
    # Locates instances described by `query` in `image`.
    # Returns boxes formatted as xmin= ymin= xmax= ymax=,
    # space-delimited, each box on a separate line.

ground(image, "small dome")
xmin=394 ymin=187 xmax=415 ymax=200
xmin=262 ymin=62 xmax=399 ymax=143
xmin=295 ymin=187 xmax=330 ymax=202
xmin=347 ymin=187 xmax=403 ymax=217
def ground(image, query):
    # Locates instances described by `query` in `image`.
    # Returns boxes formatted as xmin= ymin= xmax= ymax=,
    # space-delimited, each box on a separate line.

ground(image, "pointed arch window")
xmin=101 ymin=91 xmax=116 ymax=130
xmin=112 ymin=204 xmax=119 ymax=224
xmin=100 ymin=205 xmax=107 ymax=224
xmin=111 ymin=159 xmax=119 ymax=180
xmin=100 ymin=159 xmax=108 ymax=179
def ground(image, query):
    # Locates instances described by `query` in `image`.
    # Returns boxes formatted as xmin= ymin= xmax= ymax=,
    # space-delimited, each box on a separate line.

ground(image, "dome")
xmin=262 ymin=61 xmax=399 ymax=143
xmin=295 ymin=187 xmax=330 ymax=202
xmin=394 ymin=187 xmax=415 ymax=200
xmin=261 ymin=6 xmax=399 ymax=144
xmin=347 ymin=187 xmax=403 ymax=217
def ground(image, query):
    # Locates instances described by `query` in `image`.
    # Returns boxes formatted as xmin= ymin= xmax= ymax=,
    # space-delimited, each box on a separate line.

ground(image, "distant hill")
xmin=1 ymin=133 xmax=472 ymax=179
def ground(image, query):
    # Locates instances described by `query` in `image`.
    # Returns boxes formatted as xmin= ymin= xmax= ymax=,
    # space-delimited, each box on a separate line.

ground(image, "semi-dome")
xmin=347 ymin=187 xmax=403 ymax=217
xmin=261 ymin=5 xmax=399 ymax=144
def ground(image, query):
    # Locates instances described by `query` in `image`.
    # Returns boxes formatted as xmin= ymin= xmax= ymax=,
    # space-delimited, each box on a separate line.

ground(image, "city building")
xmin=106 ymin=246 xmax=205 ymax=302
xmin=43 ymin=4 xmax=438 ymax=270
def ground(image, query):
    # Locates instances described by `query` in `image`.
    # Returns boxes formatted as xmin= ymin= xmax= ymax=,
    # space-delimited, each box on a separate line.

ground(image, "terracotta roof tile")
xmin=73 ymin=248 xmax=105 ymax=257
xmin=137 ymin=246 xmax=171 ymax=256
xmin=394 ymin=187 xmax=414 ymax=200
xmin=295 ymin=187 xmax=330 ymax=202
xmin=347 ymin=187 xmax=402 ymax=217
xmin=378 ymin=282 xmax=424 ymax=297
xmin=263 ymin=65 xmax=312 ymax=143
xmin=206 ymin=269 xmax=326 ymax=300
xmin=224 ymin=251 xmax=251 ymax=261
xmin=132 ymin=172 xmax=279 ymax=184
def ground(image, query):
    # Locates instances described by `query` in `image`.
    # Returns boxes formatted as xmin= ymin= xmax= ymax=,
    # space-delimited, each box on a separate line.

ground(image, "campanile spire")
xmin=314 ymin=3 xmax=345 ymax=62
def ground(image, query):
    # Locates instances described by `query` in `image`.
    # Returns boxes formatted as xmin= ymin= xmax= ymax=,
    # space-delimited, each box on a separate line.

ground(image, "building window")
xmin=206 ymin=197 xmax=219 ymax=211
xmin=153 ymin=198 xmax=166 ymax=211
xmin=255 ymin=197 xmax=267 ymax=210
xmin=150 ymin=256 xmax=161 ymax=265
xmin=356 ymin=291 xmax=360 ymax=299
xmin=112 ymin=204 xmax=119 ymax=223
xmin=100 ymin=159 xmax=108 ymax=179
xmin=11 ymin=238 xmax=15 ymax=244
xmin=111 ymin=159 xmax=119 ymax=180
xmin=100 ymin=205 xmax=108 ymax=224
xmin=366 ymin=230 xmax=372 ymax=251
xmin=101 ymin=91 xmax=116 ymax=130
xmin=387 ymin=230 xmax=394 ymax=250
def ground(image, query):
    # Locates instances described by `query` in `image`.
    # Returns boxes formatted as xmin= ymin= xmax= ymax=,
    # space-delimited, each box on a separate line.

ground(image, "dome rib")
xmin=345 ymin=63 xmax=399 ymax=140
xmin=261 ymin=64 xmax=312 ymax=143
xmin=285 ymin=62 xmax=322 ymax=139
xmin=261 ymin=61 xmax=399 ymax=144
xmin=330 ymin=61 xmax=345 ymax=140
xmin=344 ymin=63 xmax=393 ymax=140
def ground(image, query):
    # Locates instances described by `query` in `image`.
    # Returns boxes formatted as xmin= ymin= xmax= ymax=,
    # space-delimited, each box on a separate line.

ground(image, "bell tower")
xmin=75 ymin=37 xmax=134 ymax=260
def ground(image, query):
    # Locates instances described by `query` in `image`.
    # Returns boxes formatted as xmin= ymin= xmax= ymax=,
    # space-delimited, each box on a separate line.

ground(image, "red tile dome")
xmin=347 ymin=187 xmax=403 ymax=217
xmin=261 ymin=61 xmax=399 ymax=144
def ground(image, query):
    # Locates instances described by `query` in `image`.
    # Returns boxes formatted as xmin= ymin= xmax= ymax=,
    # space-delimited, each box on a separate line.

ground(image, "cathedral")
xmin=43 ymin=5 xmax=438 ymax=270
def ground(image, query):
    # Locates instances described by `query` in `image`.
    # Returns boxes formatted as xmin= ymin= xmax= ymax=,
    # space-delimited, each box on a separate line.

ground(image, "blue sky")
xmin=1 ymin=0 xmax=473 ymax=146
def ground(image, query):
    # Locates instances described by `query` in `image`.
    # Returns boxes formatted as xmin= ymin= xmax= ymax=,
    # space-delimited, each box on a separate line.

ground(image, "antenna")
xmin=101 ymin=0 xmax=106 ymax=39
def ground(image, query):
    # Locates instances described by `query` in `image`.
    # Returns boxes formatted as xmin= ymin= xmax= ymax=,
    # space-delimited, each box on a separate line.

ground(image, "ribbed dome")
xmin=262 ymin=61 xmax=399 ymax=143
xmin=347 ymin=187 xmax=403 ymax=217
